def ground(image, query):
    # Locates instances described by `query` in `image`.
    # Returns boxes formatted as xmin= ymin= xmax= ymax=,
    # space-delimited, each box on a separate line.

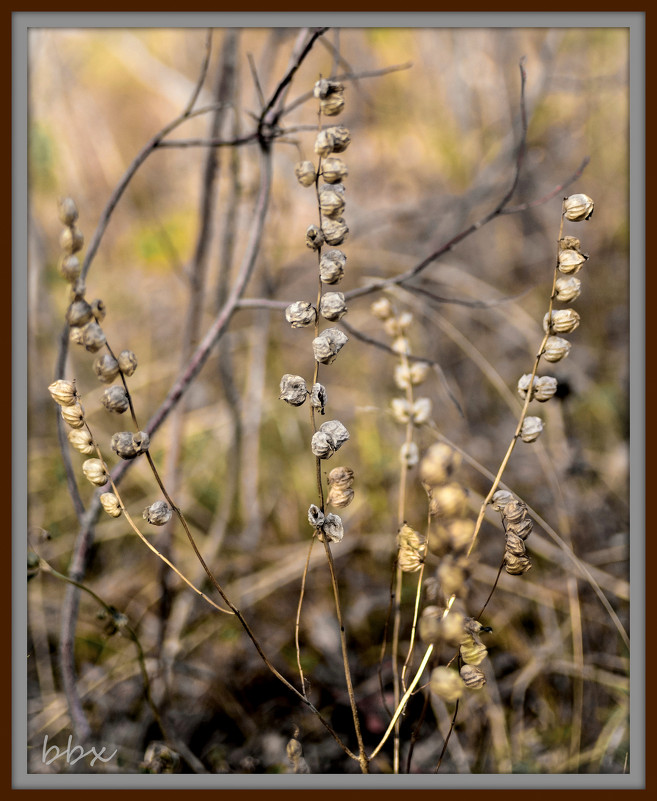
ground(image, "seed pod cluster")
xmin=307 ymin=504 xmax=344 ymax=543
xmin=492 ymin=490 xmax=533 ymax=575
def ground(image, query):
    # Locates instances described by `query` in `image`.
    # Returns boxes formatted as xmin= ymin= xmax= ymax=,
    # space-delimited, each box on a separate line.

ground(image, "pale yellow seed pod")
xmin=544 ymin=309 xmax=581 ymax=334
xmin=460 ymin=664 xmax=486 ymax=689
xmin=61 ymin=402 xmax=85 ymax=429
xmin=67 ymin=428 xmax=94 ymax=455
xmin=520 ymin=416 xmax=544 ymax=443
xmin=429 ymin=482 xmax=469 ymax=519
xmin=370 ymin=297 xmax=393 ymax=320
xmin=563 ymin=193 xmax=594 ymax=221
xmin=82 ymin=458 xmax=109 ymax=486
xmin=420 ymin=443 xmax=462 ymax=487
xmin=118 ymin=350 xmax=138 ymax=376
xmin=48 ymin=379 xmax=78 ymax=406
xmin=322 ymin=157 xmax=348 ymax=184
xmin=554 ymin=276 xmax=582 ymax=303
xmin=460 ymin=636 xmax=488 ymax=666
xmin=543 ymin=336 xmax=571 ymax=363
xmin=320 ymin=92 xmax=345 ymax=116
xmin=446 ymin=519 xmax=474 ymax=552
xmin=100 ymin=492 xmax=122 ymax=518
xmin=58 ymin=197 xmax=79 ymax=226
xmin=294 ymin=160 xmax=316 ymax=187
xmin=558 ymin=248 xmax=588 ymax=275
xmin=430 ymin=666 xmax=464 ymax=704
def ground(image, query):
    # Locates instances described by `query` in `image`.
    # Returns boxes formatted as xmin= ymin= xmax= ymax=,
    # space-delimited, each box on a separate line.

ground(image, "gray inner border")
xmin=14 ymin=11 xmax=645 ymax=790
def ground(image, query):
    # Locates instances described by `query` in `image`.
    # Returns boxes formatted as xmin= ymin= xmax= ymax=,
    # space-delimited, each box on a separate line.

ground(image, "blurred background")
xmin=27 ymin=26 xmax=630 ymax=775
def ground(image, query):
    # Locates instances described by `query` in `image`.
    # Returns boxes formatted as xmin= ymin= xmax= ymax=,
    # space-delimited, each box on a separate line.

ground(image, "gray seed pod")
xmin=311 ymin=431 xmax=334 ymax=459
xmin=322 ymin=217 xmax=349 ymax=246
xmin=310 ymin=382 xmax=327 ymax=414
xmin=48 ymin=379 xmax=78 ymax=407
xmin=82 ymin=322 xmax=107 ymax=353
xmin=321 ymin=513 xmax=344 ymax=543
xmin=460 ymin=664 xmax=486 ymax=690
xmin=93 ymin=353 xmax=120 ymax=384
xmin=286 ymin=301 xmax=317 ymax=328
xmin=319 ymin=292 xmax=347 ymax=321
xmin=69 ymin=326 xmax=84 ymax=346
xmin=313 ymin=79 xmax=344 ymax=99
xmin=91 ymin=298 xmax=106 ymax=321
xmin=61 ymin=402 xmax=85 ymax=429
xmin=325 ymin=125 xmax=351 ymax=153
xmin=558 ymin=248 xmax=588 ymax=275
xmin=308 ymin=504 xmax=325 ymax=528
xmin=327 ymin=466 xmax=354 ymax=489
xmin=312 ymin=327 xmax=348 ymax=364
xmin=67 ymin=428 xmax=94 ymax=454
xmin=143 ymin=500 xmax=172 ymax=526
xmin=118 ymin=350 xmax=138 ymax=376
xmin=111 ymin=430 xmax=150 ymax=460
xmin=501 ymin=499 xmax=528 ymax=525
xmin=279 ymin=374 xmax=308 ymax=406
xmin=322 ymin=157 xmax=348 ymax=184
xmin=504 ymin=531 xmax=527 ymax=557
xmin=60 ymin=226 xmax=84 ymax=255
xmin=319 ymin=250 xmax=346 ymax=284
xmin=563 ymin=193 xmax=594 ymax=221
xmin=305 ymin=224 xmax=325 ymax=250
xmin=314 ymin=129 xmax=336 ymax=158
xmin=327 ymin=485 xmax=354 ymax=508
xmin=58 ymin=196 xmax=79 ymax=226
xmin=544 ymin=309 xmax=581 ymax=334
xmin=504 ymin=552 xmax=532 ymax=575
xmin=100 ymin=492 xmax=122 ymax=518
xmin=491 ymin=490 xmax=515 ymax=512
xmin=520 ymin=416 xmax=544 ymax=442
xmin=543 ymin=336 xmax=572 ymax=363
xmin=294 ymin=160 xmax=317 ymax=187
xmin=506 ymin=517 xmax=533 ymax=540
xmin=82 ymin=458 xmax=109 ymax=487
xmin=66 ymin=299 xmax=93 ymax=328
xmin=59 ymin=255 xmax=81 ymax=282
xmin=101 ymin=385 xmax=130 ymax=414
xmin=319 ymin=419 xmax=349 ymax=450
xmin=319 ymin=183 xmax=346 ymax=219
xmin=554 ymin=275 xmax=582 ymax=303
xmin=535 ymin=375 xmax=558 ymax=402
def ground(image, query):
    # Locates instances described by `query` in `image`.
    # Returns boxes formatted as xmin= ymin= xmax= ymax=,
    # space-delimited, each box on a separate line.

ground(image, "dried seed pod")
xmin=391 ymin=397 xmax=412 ymax=425
xmin=501 ymin=499 xmax=528 ymax=524
xmin=117 ymin=350 xmax=138 ymax=376
xmin=81 ymin=322 xmax=107 ymax=353
xmin=560 ymin=235 xmax=581 ymax=251
xmin=305 ymin=224 xmax=325 ymax=251
xmin=91 ymin=298 xmax=106 ymax=322
xmin=460 ymin=664 xmax=486 ymax=689
xmin=420 ymin=443 xmax=462 ymax=487
xmin=491 ymin=490 xmax=514 ymax=511
xmin=59 ymin=255 xmax=81 ymax=282
xmin=319 ymin=419 xmax=349 ymax=450
xmin=327 ymin=466 xmax=354 ymax=490
xmin=411 ymin=397 xmax=432 ymax=425
xmin=391 ymin=337 xmax=410 ymax=355
xmin=429 ymin=482 xmax=469 ymax=519
xmin=319 ymin=292 xmax=347 ymax=321
xmin=319 ymin=183 xmax=346 ymax=218
xmin=312 ymin=327 xmax=348 ymax=364
xmin=322 ymin=157 xmax=348 ymax=184
xmin=143 ymin=500 xmax=172 ymax=526
xmin=286 ymin=301 xmax=317 ymax=328
xmin=60 ymin=226 xmax=84 ymax=255
xmin=279 ymin=374 xmax=308 ymax=406
xmin=460 ymin=636 xmax=488 ymax=666
xmin=397 ymin=523 xmax=427 ymax=573
xmin=48 ymin=379 xmax=78 ymax=406
xmin=319 ymin=249 xmax=346 ymax=284
xmin=66 ymin=299 xmax=93 ymax=328
xmin=384 ymin=312 xmax=413 ymax=338
xmin=322 ymin=217 xmax=349 ymax=247
xmin=410 ymin=361 xmax=431 ymax=385
xmin=308 ymin=504 xmax=325 ymax=528
xmin=504 ymin=531 xmax=527 ymax=557
xmin=82 ymin=458 xmax=109 ymax=486
xmin=313 ymin=79 xmax=344 ymax=99
xmin=418 ymin=606 xmax=443 ymax=644
xmin=535 ymin=375 xmax=558 ymax=402
xmin=517 ymin=373 xmax=538 ymax=401
xmin=463 ymin=617 xmax=493 ymax=641
xmin=430 ymin=666 xmax=464 ymax=704
xmin=321 ymin=93 xmax=345 ymax=117
xmin=311 ymin=431 xmax=334 ymax=459
xmin=394 ymin=363 xmax=413 ymax=390
xmin=544 ymin=309 xmax=581 ymax=334
xmin=327 ymin=485 xmax=354 ymax=508
xmin=506 ymin=517 xmax=533 ymax=540
xmin=69 ymin=326 xmax=84 ymax=346
xmin=314 ymin=129 xmax=336 ymax=158
xmin=321 ymin=513 xmax=344 ymax=543
xmin=286 ymin=738 xmax=303 ymax=762
xmin=294 ymin=160 xmax=316 ymax=187
xmin=310 ymin=382 xmax=327 ymax=415
xmin=400 ymin=441 xmax=419 ymax=468
xmin=563 ymin=193 xmax=594 ymax=221
xmin=93 ymin=353 xmax=120 ymax=384
xmin=58 ymin=196 xmax=79 ymax=226
xmin=440 ymin=611 xmax=467 ymax=647
xmin=520 ymin=416 xmax=544 ymax=442
xmin=437 ymin=555 xmax=469 ymax=597
xmin=61 ymin=402 xmax=85 ymax=429
xmin=504 ymin=552 xmax=532 ymax=575
xmin=68 ymin=277 xmax=86 ymax=302
xmin=101 ymin=385 xmax=129 ymax=414
xmin=370 ymin=297 xmax=393 ymax=320
xmin=100 ymin=492 xmax=122 ymax=518
xmin=558 ymin=248 xmax=588 ymax=275
xmin=111 ymin=430 xmax=150 ymax=460
xmin=325 ymin=125 xmax=351 ymax=153
xmin=554 ymin=275 xmax=582 ymax=303
xmin=543 ymin=335 xmax=572 ymax=363
xmin=67 ymin=428 xmax=95 ymax=454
